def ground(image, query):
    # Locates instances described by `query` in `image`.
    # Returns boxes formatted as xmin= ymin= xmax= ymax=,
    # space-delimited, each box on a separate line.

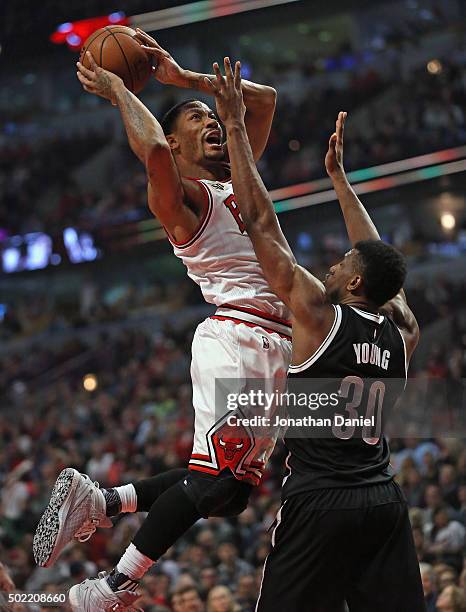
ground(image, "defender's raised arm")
xmin=325 ymin=112 xmax=380 ymax=244
xmin=204 ymin=59 xmax=329 ymax=324
xmin=326 ymin=112 xmax=419 ymax=357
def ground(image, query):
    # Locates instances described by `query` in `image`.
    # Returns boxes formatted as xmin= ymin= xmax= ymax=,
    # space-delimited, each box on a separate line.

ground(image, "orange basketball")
xmin=80 ymin=26 xmax=152 ymax=94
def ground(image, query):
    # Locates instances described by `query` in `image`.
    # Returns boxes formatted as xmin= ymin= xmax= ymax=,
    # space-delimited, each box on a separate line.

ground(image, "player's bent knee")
xmin=182 ymin=469 xmax=253 ymax=518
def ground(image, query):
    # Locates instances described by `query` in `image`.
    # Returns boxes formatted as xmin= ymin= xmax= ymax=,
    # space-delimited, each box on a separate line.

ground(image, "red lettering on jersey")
xmin=224 ymin=194 xmax=245 ymax=233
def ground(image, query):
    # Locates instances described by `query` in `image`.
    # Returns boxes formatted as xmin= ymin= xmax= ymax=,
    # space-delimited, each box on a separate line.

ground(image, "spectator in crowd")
xmin=206 ymin=586 xmax=239 ymax=612
xmin=420 ymin=562 xmax=438 ymax=612
xmin=436 ymin=584 xmax=466 ymax=611
xmin=172 ymin=584 xmax=204 ymax=612
xmin=426 ymin=507 xmax=466 ymax=571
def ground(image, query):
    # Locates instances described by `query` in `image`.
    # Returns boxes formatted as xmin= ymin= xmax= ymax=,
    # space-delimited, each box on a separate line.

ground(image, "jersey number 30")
xmin=224 ymin=194 xmax=245 ymax=233
xmin=333 ymin=376 xmax=385 ymax=445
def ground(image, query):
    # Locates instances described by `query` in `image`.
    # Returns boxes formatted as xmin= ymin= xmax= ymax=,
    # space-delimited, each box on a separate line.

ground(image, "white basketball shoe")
xmin=33 ymin=467 xmax=112 ymax=567
xmin=68 ymin=570 xmax=141 ymax=611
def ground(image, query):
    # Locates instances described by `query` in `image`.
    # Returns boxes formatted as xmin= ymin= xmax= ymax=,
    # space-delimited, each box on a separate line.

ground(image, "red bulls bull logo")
xmin=212 ymin=419 xmax=252 ymax=471
xmin=218 ymin=435 xmax=244 ymax=460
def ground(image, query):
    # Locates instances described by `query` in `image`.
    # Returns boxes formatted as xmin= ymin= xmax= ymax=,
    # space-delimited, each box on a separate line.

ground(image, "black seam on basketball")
xmin=104 ymin=28 xmax=133 ymax=34
xmin=100 ymin=31 xmax=114 ymax=68
xmin=81 ymin=29 xmax=105 ymax=60
xmin=108 ymin=30 xmax=134 ymax=92
xmin=107 ymin=32 xmax=154 ymax=73
xmin=103 ymin=32 xmax=133 ymax=37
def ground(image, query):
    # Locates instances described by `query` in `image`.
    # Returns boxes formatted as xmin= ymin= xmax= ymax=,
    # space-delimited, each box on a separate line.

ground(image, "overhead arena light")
xmin=132 ymin=0 xmax=303 ymax=32
xmin=269 ymin=145 xmax=466 ymax=202
xmin=273 ymin=159 xmax=466 ymax=213
xmin=51 ymin=0 xmax=302 ymax=49
xmin=102 ymin=146 xmax=466 ymax=247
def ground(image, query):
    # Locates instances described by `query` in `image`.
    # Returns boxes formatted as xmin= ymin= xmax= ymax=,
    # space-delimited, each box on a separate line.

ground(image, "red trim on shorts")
xmin=189 ymin=463 xmax=221 ymax=476
xmin=189 ymin=462 xmax=261 ymax=485
xmin=210 ymin=315 xmax=292 ymax=340
xmin=221 ymin=303 xmax=291 ymax=327
xmin=166 ymin=179 xmax=213 ymax=248
xmin=191 ymin=454 xmax=211 ymax=460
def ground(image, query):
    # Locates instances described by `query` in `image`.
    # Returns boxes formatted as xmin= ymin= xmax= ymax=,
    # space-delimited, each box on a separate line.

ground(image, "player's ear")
xmin=347 ymin=274 xmax=363 ymax=293
xmin=165 ymin=134 xmax=179 ymax=152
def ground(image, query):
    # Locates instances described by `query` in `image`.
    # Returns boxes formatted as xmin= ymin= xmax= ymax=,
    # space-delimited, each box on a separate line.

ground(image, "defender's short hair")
xmin=355 ymin=240 xmax=407 ymax=307
xmin=160 ymin=99 xmax=200 ymax=135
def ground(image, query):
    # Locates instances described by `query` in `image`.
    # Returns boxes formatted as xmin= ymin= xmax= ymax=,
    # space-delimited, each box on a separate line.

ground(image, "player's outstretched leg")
xmin=33 ymin=467 xmax=189 ymax=567
xmin=69 ymin=477 xmax=200 ymax=611
xmin=33 ymin=468 xmax=112 ymax=567
xmin=68 ymin=470 xmax=251 ymax=611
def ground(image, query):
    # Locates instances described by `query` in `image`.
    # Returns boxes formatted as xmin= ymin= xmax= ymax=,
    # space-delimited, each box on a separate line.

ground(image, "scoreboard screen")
xmin=0 ymin=228 xmax=100 ymax=274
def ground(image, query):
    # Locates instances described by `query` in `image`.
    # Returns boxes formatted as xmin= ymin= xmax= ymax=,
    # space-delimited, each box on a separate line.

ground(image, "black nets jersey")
xmin=282 ymin=304 xmax=407 ymax=499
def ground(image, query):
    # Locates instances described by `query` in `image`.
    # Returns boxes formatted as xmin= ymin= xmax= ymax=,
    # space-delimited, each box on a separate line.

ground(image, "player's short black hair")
xmin=160 ymin=99 xmax=200 ymax=135
xmin=354 ymin=240 xmax=407 ymax=307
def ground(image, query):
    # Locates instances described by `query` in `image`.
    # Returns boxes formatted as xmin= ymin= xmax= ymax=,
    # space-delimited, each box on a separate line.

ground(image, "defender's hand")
xmin=134 ymin=28 xmax=185 ymax=86
xmin=77 ymin=51 xmax=124 ymax=105
xmin=325 ymin=111 xmax=347 ymax=178
xmin=204 ymin=57 xmax=246 ymax=127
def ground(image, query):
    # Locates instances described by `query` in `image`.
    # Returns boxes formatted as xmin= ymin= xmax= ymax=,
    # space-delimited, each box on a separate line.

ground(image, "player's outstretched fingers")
xmin=234 ymin=61 xmax=241 ymax=89
xmin=76 ymin=61 xmax=95 ymax=80
xmin=137 ymin=31 xmax=169 ymax=58
xmin=76 ymin=71 xmax=94 ymax=89
xmin=204 ymin=76 xmax=218 ymax=94
xmin=213 ymin=62 xmax=224 ymax=89
xmin=86 ymin=51 xmax=99 ymax=72
xmin=140 ymin=45 xmax=164 ymax=58
xmin=135 ymin=28 xmax=159 ymax=48
xmin=223 ymin=57 xmax=230 ymax=77
xmin=224 ymin=57 xmax=234 ymax=83
xmin=337 ymin=111 xmax=346 ymax=145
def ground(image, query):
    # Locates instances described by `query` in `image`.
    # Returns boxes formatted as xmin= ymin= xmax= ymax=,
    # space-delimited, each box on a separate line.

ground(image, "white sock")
xmin=114 ymin=484 xmax=137 ymax=513
xmin=116 ymin=543 xmax=154 ymax=579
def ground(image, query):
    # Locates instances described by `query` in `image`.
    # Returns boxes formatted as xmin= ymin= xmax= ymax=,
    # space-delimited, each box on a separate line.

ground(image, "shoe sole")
xmin=33 ymin=468 xmax=83 ymax=567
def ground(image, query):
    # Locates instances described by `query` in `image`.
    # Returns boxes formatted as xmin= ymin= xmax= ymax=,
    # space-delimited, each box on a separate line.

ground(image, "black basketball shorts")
xmin=256 ymin=480 xmax=425 ymax=612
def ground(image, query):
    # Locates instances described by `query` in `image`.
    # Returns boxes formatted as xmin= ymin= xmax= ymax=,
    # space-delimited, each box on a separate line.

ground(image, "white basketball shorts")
xmin=189 ymin=304 xmax=292 ymax=486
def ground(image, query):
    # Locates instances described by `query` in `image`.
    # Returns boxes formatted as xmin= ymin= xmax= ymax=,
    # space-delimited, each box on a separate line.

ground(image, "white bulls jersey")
xmin=169 ymin=178 xmax=290 ymax=328
xmin=168 ymin=177 xmax=292 ymax=485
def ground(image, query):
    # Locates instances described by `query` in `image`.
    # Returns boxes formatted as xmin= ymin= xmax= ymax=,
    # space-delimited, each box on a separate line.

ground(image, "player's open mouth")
xmin=204 ymin=131 xmax=222 ymax=148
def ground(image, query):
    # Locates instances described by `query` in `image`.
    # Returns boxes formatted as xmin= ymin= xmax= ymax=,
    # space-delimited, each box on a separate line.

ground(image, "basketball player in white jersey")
xmin=33 ymin=32 xmax=291 ymax=610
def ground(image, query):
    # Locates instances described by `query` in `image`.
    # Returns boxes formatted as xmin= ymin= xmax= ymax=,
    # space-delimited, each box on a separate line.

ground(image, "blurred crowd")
xmin=2 ymin=265 xmax=465 ymax=345
xmin=1 ymin=53 xmax=465 ymax=236
xmin=261 ymin=56 xmax=466 ymax=187
xmin=0 ymin=275 xmax=199 ymax=343
xmin=0 ymin=131 xmax=108 ymax=236
xmin=1 ymin=271 xmax=466 ymax=611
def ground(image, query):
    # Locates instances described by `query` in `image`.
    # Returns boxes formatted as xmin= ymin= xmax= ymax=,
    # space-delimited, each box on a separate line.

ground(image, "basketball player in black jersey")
xmin=205 ymin=60 xmax=425 ymax=611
